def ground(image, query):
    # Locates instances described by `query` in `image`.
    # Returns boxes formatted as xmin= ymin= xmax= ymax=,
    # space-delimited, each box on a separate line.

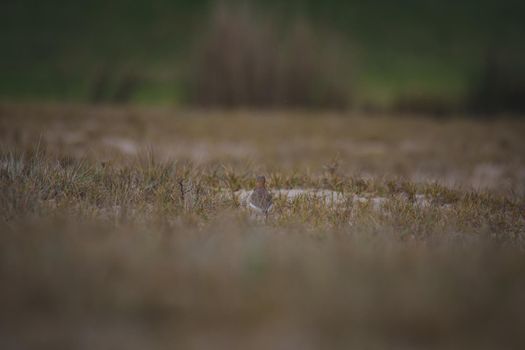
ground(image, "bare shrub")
xmin=90 ymin=66 xmax=143 ymax=104
xmin=113 ymin=70 xmax=142 ymax=103
xmin=186 ymin=1 xmax=352 ymax=109
xmin=392 ymin=94 xmax=458 ymax=117
xmin=468 ymin=51 xmax=525 ymax=116
xmin=90 ymin=66 xmax=112 ymax=103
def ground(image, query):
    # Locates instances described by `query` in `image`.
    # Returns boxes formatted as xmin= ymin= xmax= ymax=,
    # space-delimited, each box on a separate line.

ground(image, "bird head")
xmin=256 ymin=175 xmax=266 ymax=188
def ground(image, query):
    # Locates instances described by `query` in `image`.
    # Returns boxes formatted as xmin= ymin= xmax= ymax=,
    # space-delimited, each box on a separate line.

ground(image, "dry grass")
xmin=1 ymin=103 xmax=525 ymax=349
xmin=2 ymin=103 xmax=524 ymax=193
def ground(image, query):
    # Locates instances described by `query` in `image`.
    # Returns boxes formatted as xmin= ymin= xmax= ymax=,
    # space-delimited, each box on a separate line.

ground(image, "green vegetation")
xmin=2 ymin=0 xmax=525 ymax=108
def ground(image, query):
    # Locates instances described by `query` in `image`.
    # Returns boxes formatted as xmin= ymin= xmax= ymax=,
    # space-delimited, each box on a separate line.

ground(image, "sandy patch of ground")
xmin=231 ymin=189 xmax=435 ymax=211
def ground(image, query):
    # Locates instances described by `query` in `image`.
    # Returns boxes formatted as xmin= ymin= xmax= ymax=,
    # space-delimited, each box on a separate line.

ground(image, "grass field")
xmin=1 ymin=103 xmax=525 ymax=349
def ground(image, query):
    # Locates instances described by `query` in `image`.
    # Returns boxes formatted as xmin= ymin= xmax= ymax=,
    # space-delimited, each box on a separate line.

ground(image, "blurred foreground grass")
xmin=1 ymin=103 xmax=525 ymax=349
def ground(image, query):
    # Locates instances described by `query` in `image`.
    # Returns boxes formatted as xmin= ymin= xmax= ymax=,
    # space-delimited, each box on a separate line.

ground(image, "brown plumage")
xmin=249 ymin=176 xmax=272 ymax=213
xmin=250 ymin=187 xmax=272 ymax=211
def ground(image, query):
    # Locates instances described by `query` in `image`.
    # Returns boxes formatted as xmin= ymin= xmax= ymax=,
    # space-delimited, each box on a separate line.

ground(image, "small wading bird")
xmin=249 ymin=176 xmax=273 ymax=219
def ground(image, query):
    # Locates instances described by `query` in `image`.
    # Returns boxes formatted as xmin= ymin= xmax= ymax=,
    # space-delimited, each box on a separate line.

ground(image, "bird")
xmin=248 ymin=175 xmax=273 ymax=218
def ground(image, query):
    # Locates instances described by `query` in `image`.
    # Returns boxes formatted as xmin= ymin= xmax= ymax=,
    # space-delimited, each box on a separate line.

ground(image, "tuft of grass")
xmin=1 ymin=148 xmax=523 ymax=246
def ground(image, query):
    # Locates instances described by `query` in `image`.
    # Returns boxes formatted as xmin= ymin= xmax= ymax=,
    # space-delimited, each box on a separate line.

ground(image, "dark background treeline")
xmin=1 ymin=0 xmax=525 ymax=114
